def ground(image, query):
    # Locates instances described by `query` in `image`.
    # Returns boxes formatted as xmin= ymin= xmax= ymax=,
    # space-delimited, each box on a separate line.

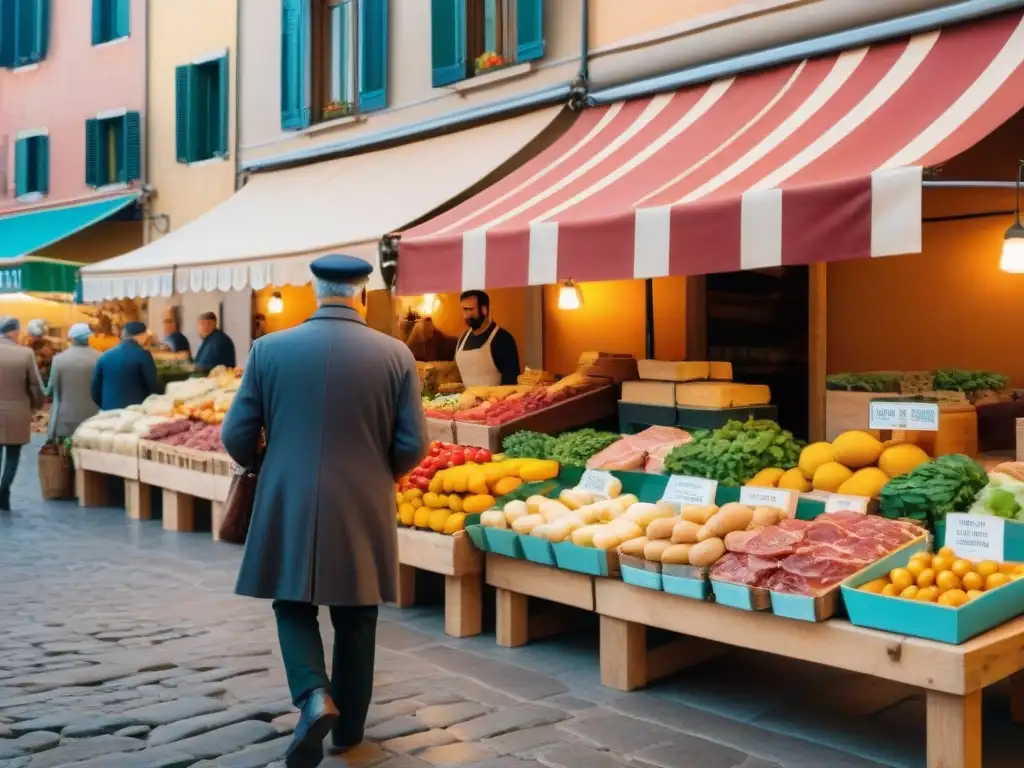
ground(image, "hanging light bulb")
xmin=1002 ymin=159 xmax=1024 ymax=273
xmin=418 ymin=293 xmax=440 ymax=317
xmin=557 ymin=279 xmax=583 ymax=310
xmin=267 ymin=291 xmax=284 ymax=314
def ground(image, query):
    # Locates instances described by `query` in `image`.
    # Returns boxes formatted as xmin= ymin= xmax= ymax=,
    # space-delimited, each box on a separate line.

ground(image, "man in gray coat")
xmin=0 ymin=317 xmax=44 ymax=510
xmin=46 ymin=323 xmax=100 ymax=441
xmin=221 ymin=254 xmax=428 ymax=768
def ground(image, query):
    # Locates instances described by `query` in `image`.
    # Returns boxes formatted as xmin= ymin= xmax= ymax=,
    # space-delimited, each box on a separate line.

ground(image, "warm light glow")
xmin=267 ymin=292 xmax=285 ymax=314
xmin=1001 ymin=226 xmax=1024 ymax=273
xmin=557 ymin=280 xmax=583 ymax=311
xmin=417 ymin=293 xmax=440 ymax=317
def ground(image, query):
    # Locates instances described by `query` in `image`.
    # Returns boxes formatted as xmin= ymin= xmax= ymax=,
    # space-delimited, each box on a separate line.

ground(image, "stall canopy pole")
xmin=645 ymin=278 xmax=655 ymax=360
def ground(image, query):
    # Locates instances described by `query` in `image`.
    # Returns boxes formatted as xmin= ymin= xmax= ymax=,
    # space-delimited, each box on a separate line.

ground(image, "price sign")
xmin=869 ymin=400 xmax=939 ymax=431
xmin=662 ymin=475 xmax=718 ymax=506
xmin=824 ymin=493 xmax=870 ymax=515
xmin=944 ymin=514 xmax=1006 ymax=561
xmin=739 ymin=486 xmax=798 ymax=518
xmin=576 ymin=470 xmax=616 ymax=499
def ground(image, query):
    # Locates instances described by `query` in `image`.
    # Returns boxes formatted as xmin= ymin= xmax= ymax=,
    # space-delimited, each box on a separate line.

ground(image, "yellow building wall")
xmin=37 ymin=221 xmax=142 ymax=265
xmin=589 ymin=0 xmax=770 ymax=48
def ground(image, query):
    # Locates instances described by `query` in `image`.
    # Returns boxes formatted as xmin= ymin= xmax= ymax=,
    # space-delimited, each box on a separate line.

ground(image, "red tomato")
xmin=475 ymin=449 xmax=492 ymax=463
xmin=448 ymin=451 xmax=466 ymax=466
xmin=411 ymin=476 xmax=430 ymax=490
xmin=429 ymin=442 xmax=442 ymax=456
xmin=431 ymin=457 xmax=447 ymax=471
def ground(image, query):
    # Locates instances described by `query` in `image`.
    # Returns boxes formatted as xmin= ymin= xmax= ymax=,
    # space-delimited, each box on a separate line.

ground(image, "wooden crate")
xmin=138 ymin=441 xmax=232 ymax=534
xmin=73 ymin=448 xmax=139 ymax=480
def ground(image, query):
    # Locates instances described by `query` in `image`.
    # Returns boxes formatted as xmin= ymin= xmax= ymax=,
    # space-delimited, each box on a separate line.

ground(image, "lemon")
xmin=831 ymin=431 xmax=883 ymax=468
xmin=961 ymin=572 xmax=984 ymax=592
xmin=937 ymin=546 xmax=957 ymax=559
xmin=938 ymin=589 xmax=968 ymax=608
xmin=812 ymin=462 xmax=854 ymax=493
xmin=916 ymin=568 xmax=936 ymax=588
xmin=405 ymin=488 xmax=423 ymax=499
xmin=906 ymin=560 xmax=927 ymax=578
xmin=931 ymin=555 xmax=952 ymax=572
xmin=1000 ymin=562 xmax=1017 ymax=575
xmin=423 ymin=492 xmax=442 ymax=509
xmin=936 ymin=571 xmax=961 ymax=593
xmin=877 ymin=443 xmax=930 ymax=478
xmin=977 ymin=560 xmax=1000 ymax=578
xmin=899 ymin=585 xmax=920 ymax=600
xmin=950 ymin=559 xmax=974 ymax=578
xmin=881 ymin=583 xmax=901 ymax=597
xmin=859 ymin=579 xmax=888 ymax=594
xmin=986 ymin=572 xmax=1010 ymax=591
xmin=798 ymin=443 xmax=836 ymax=479
xmin=889 ymin=568 xmax=914 ymax=591
xmin=398 ymin=503 xmax=416 ymax=527
xmin=915 ymin=586 xmax=939 ymax=602
xmin=966 ymin=589 xmax=985 ymax=601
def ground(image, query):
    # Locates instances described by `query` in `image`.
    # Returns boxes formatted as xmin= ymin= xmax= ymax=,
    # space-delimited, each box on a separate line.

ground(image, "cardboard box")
xmin=426 ymin=417 xmax=456 ymax=443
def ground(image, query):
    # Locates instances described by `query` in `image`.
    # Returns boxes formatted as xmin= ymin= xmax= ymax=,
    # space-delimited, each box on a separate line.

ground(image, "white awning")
xmin=80 ymin=107 xmax=563 ymax=301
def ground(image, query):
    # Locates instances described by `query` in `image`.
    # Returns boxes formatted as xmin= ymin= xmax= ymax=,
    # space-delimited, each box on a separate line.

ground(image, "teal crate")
xmin=841 ymin=545 xmax=1024 ymax=644
xmin=557 ymin=466 xmax=659 ymax=500
xmin=552 ymin=541 xmax=616 ymax=577
xmin=519 ymin=535 xmax=557 ymax=566
xmin=465 ymin=524 xmax=489 ymax=552
xmin=674 ymin=405 xmax=778 ymax=431
xmin=621 ymin=563 xmax=663 ymax=591
xmin=484 ymin=527 xmax=523 ymax=558
xmin=711 ymin=580 xmax=771 ymax=611
xmin=662 ymin=564 xmax=710 ymax=600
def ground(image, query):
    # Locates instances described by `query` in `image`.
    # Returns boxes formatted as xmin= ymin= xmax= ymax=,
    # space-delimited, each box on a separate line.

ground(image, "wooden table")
xmin=138 ymin=442 xmax=232 ymax=536
xmin=72 ymin=449 xmax=146 ymax=518
xmin=396 ymin=528 xmax=484 ymax=637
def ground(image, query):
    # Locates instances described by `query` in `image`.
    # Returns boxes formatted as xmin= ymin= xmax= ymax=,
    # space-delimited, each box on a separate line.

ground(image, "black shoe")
xmin=285 ymin=689 xmax=339 ymax=768
xmin=0 ymin=489 xmax=10 ymax=511
xmin=329 ymin=733 xmax=363 ymax=754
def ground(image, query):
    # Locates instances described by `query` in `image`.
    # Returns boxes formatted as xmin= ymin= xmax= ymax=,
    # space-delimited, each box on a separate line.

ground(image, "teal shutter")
xmin=35 ymin=135 xmax=48 ymax=193
xmin=280 ymin=0 xmax=308 ymax=130
xmin=358 ymin=0 xmax=388 ymax=112
xmin=123 ymin=111 xmax=141 ymax=181
xmin=430 ymin=0 xmax=465 ymax=87
xmin=515 ymin=0 xmax=543 ymax=62
xmin=114 ymin=0 xmax=129 ymax=38
xmin=13 ymin=0 xmax=30 ymax=65
xmin=91 ymin=0 xmax=103 ymax=44
xmin=1 ymin=0 xmax=16 ymax=66
xmin=85 ymin=118 xmax=101 ymax=186
xmin=483 ymin=0 xmax=497 ymax=52
xmin=216 ymin=56 xmax=229 ymax=155
xmin=14 ymin=138 xmax=28 ymax=197
xmin=175 ymin=64 xmax=194 ymax=162
xmin=26 ymin=0 xmax=46 ymax=62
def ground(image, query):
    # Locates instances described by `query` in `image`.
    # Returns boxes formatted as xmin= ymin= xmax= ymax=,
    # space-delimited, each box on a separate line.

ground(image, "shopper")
xmin=194 ymin=311 xmax=235 ymax=373
xmin=24 ymin=318 xmax=57 ymax=387
xmin=0 ymin=317 xmax=45 ymax=511
xmin=46 ymin=323 xmax=100 ymax=440
xmin=222 ymin=254 xmax=427 ymax=768
xmin=91 ymin=321 xmax=159 ymax=410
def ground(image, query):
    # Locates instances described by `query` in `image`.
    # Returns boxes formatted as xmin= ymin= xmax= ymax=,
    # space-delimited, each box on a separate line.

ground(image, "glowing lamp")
xmin=267 ymin=292 xmax=284 ymax=314
xmin=557 ymin=279 xmax=583 ymax=311
xmin=1003 ymin=159 xmax=1024 ymax=274
xmin=418 ymin=293 xmax=440 ymax=317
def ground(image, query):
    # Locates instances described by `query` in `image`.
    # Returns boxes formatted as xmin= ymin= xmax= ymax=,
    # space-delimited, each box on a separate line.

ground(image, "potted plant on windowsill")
xmin=322 ymin=100 xmax=353 ymax=121
xmin=474 ymin=52 xmax=508 ymax=75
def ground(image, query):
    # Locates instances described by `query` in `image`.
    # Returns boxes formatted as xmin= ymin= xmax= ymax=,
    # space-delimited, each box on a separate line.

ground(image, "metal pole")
xmin=644 ymin=278 xmax=655 ymax=359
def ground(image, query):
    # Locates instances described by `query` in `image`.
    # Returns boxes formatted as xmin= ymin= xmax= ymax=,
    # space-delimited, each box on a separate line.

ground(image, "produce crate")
xmin=825 ymin=391 xmax=890 ymax=440
xmin=662 ymin=564 xmax=711 ymax=600
xmin=519 ymin=535 xmax=557 ymax=566
xmin=619 ymin=555 xmax=662 ymax=591
xmin=426 ymin=417 xmax=456 ymax=443
xmin=138 ymin=440 xmax=233 ymax=535
xmin=710 ymin=580 xmax=771 ymax=611
xmin=553 ymin=540 xmax=619 ymax=577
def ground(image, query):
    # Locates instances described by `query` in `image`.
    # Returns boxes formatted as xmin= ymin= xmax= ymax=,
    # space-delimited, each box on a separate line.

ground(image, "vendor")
xmin=194 ymin=311 xmax=236 ymax=374
xmin=162 ymin=311 xmax=191 ymax=358
xmin=455 ymin=290 xmax=520 ymax=386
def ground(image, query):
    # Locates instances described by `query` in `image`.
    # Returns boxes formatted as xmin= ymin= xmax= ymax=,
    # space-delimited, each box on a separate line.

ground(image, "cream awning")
xmin=80 ymin=107 xmax=563 ymax=301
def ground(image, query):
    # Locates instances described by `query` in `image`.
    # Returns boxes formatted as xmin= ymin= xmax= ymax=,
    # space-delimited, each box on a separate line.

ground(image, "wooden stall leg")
xmin=1010 ymin=670 xmax=1024 ymax=724
xmin=211 ymin=502 xmax=226 ymax=540
xmin=496 ymin=588 xmax=528 ymax=648
xmin=125 ymin=480 xmax=151 ymax=521
xmin=445 ymin=574 xmax=482 ymax=638
xmin=600 ymin=616 xmax=648 ymax=691
xmin=76 ymin=469 xmax=108 ymax=508
xmin=395 ymin=564 xmax=416 ymax=609
xmin=162 ymin=490 xmax=195 ymax=532
xmin=926 ymin=690 xmax=982 ymax=768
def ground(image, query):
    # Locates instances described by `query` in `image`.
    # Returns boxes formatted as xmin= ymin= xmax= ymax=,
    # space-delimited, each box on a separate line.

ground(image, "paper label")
xmin=869 ymin=400 xmax=940 ymax=431
xmin=739 ymin=486 xmax=798 ymax=518
xmin=944 ymin=514 xmax=1006 ymax=561
xmin=824 ymin=493 xmax=870 ymax=515
xmin=662 ymin=475 xmax=718 ymax=506
xmin=576 ymin=470 xmax=616 ymax=499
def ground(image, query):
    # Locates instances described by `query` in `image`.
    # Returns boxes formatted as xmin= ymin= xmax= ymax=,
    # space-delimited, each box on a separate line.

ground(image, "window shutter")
xmin=91 ymin=0 xmax=102 ymax=44
xmin=1 ymin=0 xmax=16 ymax=67
xmin=516 ymin=0 xmax=543 ymax=62
xmin=358 ymin=0 xmax=388 ymax=112
xmin=123 ymin=111 xmax=141 ymax=182
xmin=35 ymin=135 xmax=48 ymax=193
xmin=14 ymin=138 xmax=28 ymax=197
xmin=85 ymin=118 xmax=101 ymax=186
xmin=115 ymin=0 xmax=129 ymax=39
xmin=28 ymin=0 xmax=47 ymax=62
xmin=217 ymin=56 xmax=229 ymax=156
xmin=430 ymin=0 xmax=465 ymax=87
xmin=175 ymin=64 xmax=194 ymax=163
xmin=280 ymin=0 xmax=309 ymax=130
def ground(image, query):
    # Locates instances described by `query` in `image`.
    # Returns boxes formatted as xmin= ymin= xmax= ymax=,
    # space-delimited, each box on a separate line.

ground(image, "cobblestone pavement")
xmin=2 ymin=446 xmax=1023 ymax=768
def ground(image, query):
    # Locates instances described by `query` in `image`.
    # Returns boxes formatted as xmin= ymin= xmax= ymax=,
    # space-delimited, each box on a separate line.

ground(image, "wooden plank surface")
xmin=486 ymin=554 xmax=595 ymax=611
xmin=397 ymin=529 xmax=483 ymax=577
xmin=926 ymin=690 xmax=981 ymax=768
xmin=74 ymin=449 xmax=139 ymax=480
xmin=139 ymin=459 xmax=231 ymax=502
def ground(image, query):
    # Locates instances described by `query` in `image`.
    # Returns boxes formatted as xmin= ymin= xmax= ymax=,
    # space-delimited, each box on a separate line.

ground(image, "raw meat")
xmin=586 ymin=426 xmax=691 ymax=473
xmin=710 ymin=553 xmax=780 ymax=587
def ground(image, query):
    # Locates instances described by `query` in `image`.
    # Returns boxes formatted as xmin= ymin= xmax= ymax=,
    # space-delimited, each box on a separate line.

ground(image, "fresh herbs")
xmin=549 ymin=429 xmax=621 ymax=468
xmin=879 ymin=454 xmax=988 ymax=527
xmin=827 ymin=369 xmax=1009 ymax=395
xmin=932 ymin=369 xmax=1009 ymax=394
xmin=825 ymin=373 xmax=901 ymax=392
xmin=501 ymin=430 xmax=556 ymax=460
xmin=663 ymin=419 xmax=803 ymax=487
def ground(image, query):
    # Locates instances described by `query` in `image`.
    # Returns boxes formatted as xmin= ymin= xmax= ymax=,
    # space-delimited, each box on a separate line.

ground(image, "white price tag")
xmin=824 ymin=493 xmax=870 ymax=515
xmin=576 ymin=470 xmax=616 ymax=499
xmin=739 ymin=486 xmax=798 ymax=518
xmin=662 ymin=475 xmax=718 ymax=506
xmin=944 ymin=514 xmax=1006 ymax=561
xmin=869 ymin=400 xmax=940 ymax=431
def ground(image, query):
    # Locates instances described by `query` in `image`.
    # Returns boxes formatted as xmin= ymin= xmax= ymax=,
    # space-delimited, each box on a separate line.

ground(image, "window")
xmin=0 ymin=0 xmax=50 ymax=68
xmin=14 ymin=134 xmax=48 ymax=197
xmin=431 ymin=0 xmax=543 ymax=87
xmin=280 ymin=0 xmax=389 ymax=131
xmin=92 ymin=0 xmax=130 ymax=45
xmin=176 ymin=56 xmax=229 ymax=163
xmin=85 ymin=112 xmax=141 ymax=187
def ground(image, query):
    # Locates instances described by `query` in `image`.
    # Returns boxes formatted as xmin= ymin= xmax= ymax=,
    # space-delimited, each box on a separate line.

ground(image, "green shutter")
xmin=483 ymin=0 xmax=496 ymax=52
xmin=175 ymin=64 xmax=194 ymax=163
xmin=91 ymin=0 xmax=103 ymax=44
xmin=114 ymin=0 xmax=129 ymax=38
xmin=516 ymin=0 xmax=543 ymax=62
xmin=35 ymin=135 xmax=48 ymax=193
xmin=1 ymin=0 xmax=16 ymax=67
xmin=13 ymin=0 xmax=30 ymax=65
xmin=85 ymin=118 xmax=101 ymax=186
xmin=358 ymin=0 xmax=388 ymax=112
xmin=123 ymin=111 xmax=141 ymax=181
xmin=23 ymin=0 xmax=46 ymax=62
xmin=14 ymin=138 xmax=28 ymax=197
xmin=280 ymin=0 xmax=308 ymax=130
xmin=431 ymin=0 xmax=465 ymax=87
xmin=217 ymin=55 xmax=229 ymax=156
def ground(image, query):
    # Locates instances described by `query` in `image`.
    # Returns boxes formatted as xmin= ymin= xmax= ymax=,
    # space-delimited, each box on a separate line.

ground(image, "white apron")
xmin=455 ymin=324 xmax=502 ymax=387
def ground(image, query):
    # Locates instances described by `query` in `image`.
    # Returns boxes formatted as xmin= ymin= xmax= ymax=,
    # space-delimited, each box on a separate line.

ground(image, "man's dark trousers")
xmin=273 ymin=600 xmax=378 ymax=747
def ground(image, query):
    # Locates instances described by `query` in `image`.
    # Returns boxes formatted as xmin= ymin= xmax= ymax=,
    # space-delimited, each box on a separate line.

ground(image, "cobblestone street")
xmin=1 ymin=446 xmax=1023 ymax=768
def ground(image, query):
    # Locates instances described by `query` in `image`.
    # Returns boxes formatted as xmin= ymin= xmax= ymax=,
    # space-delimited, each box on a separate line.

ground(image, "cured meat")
xmin=711 ymin=553 xmax=780 ymax=586
xmin=586 ymin=426 xmax=691 ymax=473
xmin=726 ymin=526 xmax=805 ymax=557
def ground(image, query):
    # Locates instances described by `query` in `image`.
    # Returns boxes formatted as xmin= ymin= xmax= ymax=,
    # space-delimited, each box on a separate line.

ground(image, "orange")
xmin=938 ymin=589 xmax=968 ymax=608
xmin=915 ymin=586 xmax=939 ymax=602
xmin=961 ymin=572 xmax=984 ymax=592
xmin=1000 ymin=562 xmax=1017 ymax=575
xmin=859 ymin=579 xmax=888 ymax=594
xmin=916 ymin=568 xmax=936 ymax=588
xmin=937 ymin=546 xmax=957 ymax=559
xmin=950 ymin=559 xmax=974 ymax=578
xmin=985 ymin=572 xmax=1010 ymax=591
xmin=977 ymin=560 xmax=1000 ymax=578
xmin=1014 ymin=564 xmax=1024 ymax=575
xmin=881 ymin=584 xmax=901 ymax=597
xmin=936 ymin=571 xmax=961 ymax=593
xmin=889 ymin=568 xmax=914 ymax=591
xmin=899 ymin=585 xmax=920 ymax=600
xmin=931 ymin=555 xmax=952 ymax=573
xmin=910 ymin=551 xmax=932 ymax=565
xmin=966 ymin=589 xmax=985 ymax=601
xmin=906 ymin=559 xmax=927 ymax=578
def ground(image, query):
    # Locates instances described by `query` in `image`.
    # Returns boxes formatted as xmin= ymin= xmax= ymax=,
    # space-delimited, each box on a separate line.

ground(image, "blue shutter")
xmin=85 ymin=118 xmax=101 ymax=186
xmin=217 ymin=56 xmax=229 ymax=155
xmin=280 ymin=0 xmax=309 ymax=130
xmin=123 ymin=111 xmax=141 ymax=182
xmin=358 ymin=0 xmax=388 ymax=112
xmin=175 ymin=64 xmax=194 ymax=163
xmin=26 ymin=0 xmax=46 ymax=62
xmin=13 ymin=0 xmax=30 ymax=65
xmin=114 ymin=0 xmax=129 ymax=39
xmin=91 ymin=0 xmax=103 ymax=44
xmin=430 ymin=0 xmax=465 ymax=87
xmin=515 ymin=0 xmax=543 ymax=62
xmin=1 ymin=0 xmax=16 ymax=67
xmin=14 ymin=138 xmax=28 ymax=197
xmin=35 ymin=135 xmax=48 ymax=193
xmin=483 ymin=0 xmax=497 ymax=52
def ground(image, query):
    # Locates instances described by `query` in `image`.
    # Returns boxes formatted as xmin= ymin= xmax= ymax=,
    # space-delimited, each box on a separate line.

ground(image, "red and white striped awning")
xmin=397 ymin=9 xmax=1024 ymax=295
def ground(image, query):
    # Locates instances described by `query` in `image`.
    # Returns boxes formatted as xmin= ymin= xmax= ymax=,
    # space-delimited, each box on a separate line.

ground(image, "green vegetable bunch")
xmin=550 ymin=429 xmax=621 ymax=468
xmin=932 ymin=369 xmax=1009 ymax=394
xmin=502 ymin=430 xmax=556 ymax=459
xmin=662 ymin=419 xmax=803 ymax=487
xmin=879 ymin=454 xmax=988 ymax=528
xmin=825 ymin=373 xmax=901 ymax=392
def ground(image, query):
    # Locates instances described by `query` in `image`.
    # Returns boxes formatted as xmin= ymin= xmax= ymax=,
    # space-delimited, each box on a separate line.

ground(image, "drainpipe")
xmin=142 ymin=0 xmax=152 ymax=246
xmin=568 ymin=0 xmax=589 ymax=110
xmin=233 ymin=0 xmax=242 ymax=190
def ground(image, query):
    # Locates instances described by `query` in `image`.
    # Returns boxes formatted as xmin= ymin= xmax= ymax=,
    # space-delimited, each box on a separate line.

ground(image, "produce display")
xmin=825 ymin=373 xmax=902 ymax=393
xmin=73 ymin=410 xmax=172 ymax=455
xmin=423 ymin=374 xmax=603 ymax=426
xmin=586 ymin=426 xmax=692 ymax=473
xmin=968 ymin=463 xmax=1024 ymax=520
xmin=858 ymin=547 xmax=1024 ymax=606
xmin=662 ymin=420 xmax=803 ymax=487
xmin=879 ymin=454 xmax=988 ymax=525
xmin=501 ymin=428 xmax=620 ymax=468
xmin=826 ymin=368 xmax=1010 ymax=397
xmin=932 ymin=368 xmax=1009 ymax=396
xmin=399 ymin=442 xmax=493 ymax=492
xmin=144 ymin=419 xmax=225 ymax=453
xmin=711 ymin=511 xmax=925 ymax=595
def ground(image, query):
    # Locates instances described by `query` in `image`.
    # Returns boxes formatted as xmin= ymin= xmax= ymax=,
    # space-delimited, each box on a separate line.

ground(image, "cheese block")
xmin=579 ymin=356 xmax=639 ymax=383
xmin=621 ymin=381 xmax=677 ymax=407
xmin=637 ymin=360 xmax=710 ymax=382
xmin=674 ymin=382 xmax=771 ymax=408
xmin=709 ymin=361 xmax=733 ymax=380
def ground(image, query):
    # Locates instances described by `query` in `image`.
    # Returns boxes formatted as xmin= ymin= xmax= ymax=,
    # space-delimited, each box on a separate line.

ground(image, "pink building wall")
xmin=0 ymin=0 xmax=147 ymax=213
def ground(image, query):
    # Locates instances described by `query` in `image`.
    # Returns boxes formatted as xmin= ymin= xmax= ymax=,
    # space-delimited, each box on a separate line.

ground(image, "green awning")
xmin=0 ymin=193 xmax=139 ymax=259
xmin=0 ymin=258 xmax=82 ymax=294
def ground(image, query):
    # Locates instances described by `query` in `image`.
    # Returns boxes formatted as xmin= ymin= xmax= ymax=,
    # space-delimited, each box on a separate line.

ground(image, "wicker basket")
xmin=38 ymin=444 xmax=73 ymax=500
